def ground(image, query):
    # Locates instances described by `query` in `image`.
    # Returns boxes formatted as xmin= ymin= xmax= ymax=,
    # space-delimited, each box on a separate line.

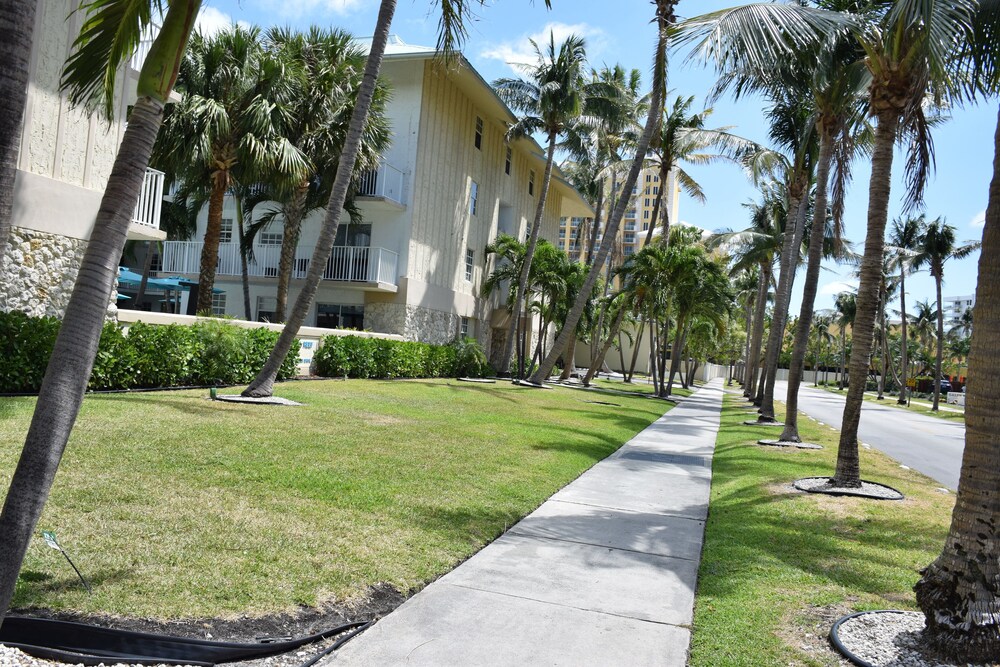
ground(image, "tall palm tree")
xmin=243 ymin=0 xmax=543 ymax=397
xmin=915 ymin=1 xmax=1000 ymax=657
xmin=887 ymin=214 xmax=924 ymax=404
xmin=834 ymin=291 xmax=856 ymax=390
xmin=810 ymin=312 xmax=834 ymax=386
xmin=262 ymin=26 xmax=391 ymax=322
xmin=155 ymin=25 xmax=308 ymax=313
xmin=909 ymin=298 xmax=939 ymax=369
xmin=492 ymin=32 xmax=589 ymax=378
xmin=912 ymin=218 xmax=981 ymax=409
xmin=530 ymin=0 xmax=674 ymax=386
xmin=0 ymin=0 xmax=36 ymax=261
xmin=831 ymin=0 xmax=977 ymax=487
xmin=0 ymin=0 xmax=202 ymax=624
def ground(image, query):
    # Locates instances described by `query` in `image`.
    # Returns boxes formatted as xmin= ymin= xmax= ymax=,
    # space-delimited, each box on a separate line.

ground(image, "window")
xmin=465 ymin=248 xmax=474 ymax=281
xmin=654 ymin=174 xmax=660 ymax=182
xmin=623 ymin=245 xmax=636 ymax=256
xmin=256 ymin=296 xmax=276 ymax=322
xmin=644 ymin=197 xmax=651 ymax=207
xmin=631 ymin=186 xmax=638 ymax=195
xmin=211 ymin=292 xmax=226 ymax=316
xmin=643 ymin=210 xmax=650 ymax=219
xmin=475 ymin=116 xmax=483 ymax=150
xmin=259 ymin=221 xmax=283 ymax=245
xmin=528 ymin=170 xmax=535 ymax=196
xmin=558 ymin=240 xmax=565 ymax=248
xmin=624 ymin=233 xmax=636 ymax=244
xmin=460 ymin=316 xmax=470 ymax=337
xmin=652 ymin=186 xmax=659 ymax=195
xmin=470 ymin=181 xmax=479 ymax=215
xmin=505 ymin=146 xmax=512 ymax=175
xmin=316 ymin=303 xmax=364 ymax=329
xmin=645 ymin=174 xmax=652 ymax=182
xmin=558 ymin=229 xmax=566 ymax=238
xmin=642 ymin=222 xmax=649 ymax=231
xmin=219 ymin=217 xmax=233 ymax=244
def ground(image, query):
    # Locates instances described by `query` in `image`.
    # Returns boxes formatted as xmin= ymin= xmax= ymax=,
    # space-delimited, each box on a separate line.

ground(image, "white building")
xmin=944 ymin=294 xmax=975 ymax=325
xmin=159 ymin=37 xmax=592 ymax=362
xmin=0 ymin=0 xmax=165 ymax=318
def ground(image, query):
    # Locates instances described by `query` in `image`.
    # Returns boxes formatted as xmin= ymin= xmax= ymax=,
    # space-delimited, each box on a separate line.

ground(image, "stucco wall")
xmin=0 ymin=226 xmax=117 ymax=319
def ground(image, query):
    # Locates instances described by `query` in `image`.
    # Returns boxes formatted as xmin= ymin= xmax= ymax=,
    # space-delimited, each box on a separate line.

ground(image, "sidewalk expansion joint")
xmin=504 ymin=529 xmax=702 ymax=563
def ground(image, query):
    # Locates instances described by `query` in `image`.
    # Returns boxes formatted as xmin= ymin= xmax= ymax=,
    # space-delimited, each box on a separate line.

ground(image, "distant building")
xmin=944 ymin=294 xmax=975 ymax=325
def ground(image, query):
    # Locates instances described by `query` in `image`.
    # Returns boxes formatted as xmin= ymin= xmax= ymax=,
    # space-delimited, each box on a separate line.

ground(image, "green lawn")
xmin=690 ymin=395 xmax=956 ymax=666
xmin=0 ymin=379 xmax=670 ymax=619
xmin=589 ymin=376 xmax=697 ymax=397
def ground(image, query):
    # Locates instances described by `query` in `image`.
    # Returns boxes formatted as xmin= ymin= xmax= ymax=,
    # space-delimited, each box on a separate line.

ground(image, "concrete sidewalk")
xmin=330 ymin=379 xmax=725 ymax=666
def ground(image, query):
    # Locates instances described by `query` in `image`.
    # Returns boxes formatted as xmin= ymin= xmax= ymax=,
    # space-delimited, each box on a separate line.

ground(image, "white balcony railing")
xmin=358 ymin=162 xmax=405 ymax=206
xmin=130 ymin=23 xmax=161 ymax=72
xmin=161 ymin=241 xmax=399 ymax=287
xmin=132 ymin=168 xmax=165 ymax=230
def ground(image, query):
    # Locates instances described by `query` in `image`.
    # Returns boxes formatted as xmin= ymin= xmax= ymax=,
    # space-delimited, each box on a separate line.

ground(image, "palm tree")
xmin=831 ymin=0 xmax=977 ymax=487
xmin=810 ymin=312 xmax=835 ymax=386
xmin=909 ymin=298 xmax=939 ymax=373
xmin=834 ymin=291 xmax=856 ymax=390
xmin=529 ymin=0 xmax=676 ymax=386
xmin=492 ymin=32 xmax=589 ymax=379
xmin=243 ymin=0 xmax=540 ymax=397
xmin=155 ymin=25 xmax=308 ymax=313
xmin=912 ymin=218 xmax=980 ymax=409
xmin=915 ymin=1 xmax=1000 ymax=657
xmin=262 ymin=27 xmax=391 ymax=322
xmin=887 ymin=215 xmax=924 ymax=404
xmin=0 ymin=0 xmax=202 ymax=624
xmin=0 ymin=0 xmax=36 ymax=261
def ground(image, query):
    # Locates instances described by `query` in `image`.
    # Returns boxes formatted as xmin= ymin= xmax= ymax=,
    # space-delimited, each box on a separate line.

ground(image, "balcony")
xmin=126 ymin=168 xmax=165 ymax=241
xmin=623 ymin=222 xmax=636 ymax=232
xmin=161 ymin=241 xmax=399 ymax=291
xmin=357 ymin=162 xmax=405 ymax=208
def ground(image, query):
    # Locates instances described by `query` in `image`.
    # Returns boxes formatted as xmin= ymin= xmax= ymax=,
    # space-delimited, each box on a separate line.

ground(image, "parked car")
xmin=937 ymin=378 xmax=952 ymax=393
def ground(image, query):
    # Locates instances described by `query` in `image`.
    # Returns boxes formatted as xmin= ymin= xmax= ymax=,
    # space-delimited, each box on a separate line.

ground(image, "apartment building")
xmin=557 ymin=166 xmax=680 ymax=261
xmin=159 ymin=37 xmax=593 ymax=361
xmin=944 ymin=294 xmax=975 ymax=326
xmin=0 ymin=0 xmax=166 ymax=318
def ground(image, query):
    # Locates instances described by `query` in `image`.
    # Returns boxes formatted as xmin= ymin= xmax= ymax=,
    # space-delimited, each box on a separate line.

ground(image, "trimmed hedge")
xmin=0 ymin=310 xmax=299 ymax=393
xmin=312 ymin=334 xmax=490 ymax=379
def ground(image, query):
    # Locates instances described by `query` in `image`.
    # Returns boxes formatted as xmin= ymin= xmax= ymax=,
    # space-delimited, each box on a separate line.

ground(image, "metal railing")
xmin=161 ymin=241 xmax=399 ymax=286
xmin=358 ymin=162 xmax=405 ymax=206
xmin=132 ymin=168 xmax=165 ymax=229
xmin=130 ymin=23 xmax=161 ymax=72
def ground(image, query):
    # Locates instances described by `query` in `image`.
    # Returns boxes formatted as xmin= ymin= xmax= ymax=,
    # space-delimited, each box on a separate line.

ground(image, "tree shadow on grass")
xmin=12 ymin=568 xmax=133 ymax=607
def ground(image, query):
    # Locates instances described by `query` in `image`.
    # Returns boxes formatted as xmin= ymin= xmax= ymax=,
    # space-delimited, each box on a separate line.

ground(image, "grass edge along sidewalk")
xmin=689 ymin=393 xmax=956 ymax=667
xmin=0 ymin=378 xmax=675 ymax=619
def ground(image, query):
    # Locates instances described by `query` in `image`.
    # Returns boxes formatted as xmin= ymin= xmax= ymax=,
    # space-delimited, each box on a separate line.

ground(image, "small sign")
xmin=42 ymin=531 xmax=61 ymax=551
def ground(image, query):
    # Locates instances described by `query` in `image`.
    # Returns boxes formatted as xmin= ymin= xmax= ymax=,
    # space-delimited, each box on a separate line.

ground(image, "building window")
xmin=528 ymin=170 xmax=535 ymax=196
xmin=465 ymin=248 xmax=474 ymax=281
xmin=654 ymin=174 xmax=660 ymax=182
xmin=460 ymin=316 xmax=470 ymax=337
xmin=505 ymin=146 xmax=512 ymax=175
xmin=652 ymin=186 xmax=659 ymax=195
xmin=475 ymin=116 xmax=483 ymax=150
xmin=642 ymin=222 xmax=649 ymax=231
xmin=211 ymin=292 xmax=226 ymax=316
xmin=259 ymin=221 xmax=283 ymax=245
xmin=317 ymin=303 xmax=364 ymax=329
xmin=256 ymin=296 xmax=276 ymax=322
xmin=219 ymin=217 xmax=234 ymax=244
xmin=644 ymin=197 xmax=651 ymax=207
xmin=646 ymin=174 xmax=652 ymax=182
xmin=643 ymin=210 xmax=650 ymax=219
xmin=470 ymin=181 xmax=479 ymax=215
xmin=623 ymin=245 xmax=636 ymax=256
xmin=558 ymin=229 xmax=566 ymax=238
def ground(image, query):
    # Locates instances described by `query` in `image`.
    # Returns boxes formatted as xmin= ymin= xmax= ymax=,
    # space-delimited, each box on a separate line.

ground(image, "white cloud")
xmin=819 ymin=280 xmax=858 ymax=296
xmin=971 ymin=209 xmax=986 ymax=228
xmin=195 ymin=7 xmax=249 ymax=37
xmin=480 ymin=22 xmax=607 ymax=74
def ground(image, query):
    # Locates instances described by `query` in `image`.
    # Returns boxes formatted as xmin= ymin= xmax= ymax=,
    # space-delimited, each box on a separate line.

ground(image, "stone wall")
xmin=365 ymin=302 xmax=462 ymax=346
xmin=0 ymin=226 xmax=116 ymax=319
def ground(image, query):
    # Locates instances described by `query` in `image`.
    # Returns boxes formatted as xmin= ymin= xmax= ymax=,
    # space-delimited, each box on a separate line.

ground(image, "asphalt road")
xmin=772 ymin=381 xmax=965 ymax=490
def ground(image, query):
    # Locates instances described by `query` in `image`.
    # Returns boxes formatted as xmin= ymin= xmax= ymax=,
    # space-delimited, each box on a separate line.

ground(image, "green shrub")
xmin=313 ymin=335 xmax=477 ymax=380
xmin=450 ymin=336 xmax=489 ymax=378
xmin=0 ymin=310 xmax=299 ymax=393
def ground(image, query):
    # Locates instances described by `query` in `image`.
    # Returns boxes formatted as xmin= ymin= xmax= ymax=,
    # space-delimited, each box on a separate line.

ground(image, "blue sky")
xmin=195 ymin=0 xmax=993 ymax=316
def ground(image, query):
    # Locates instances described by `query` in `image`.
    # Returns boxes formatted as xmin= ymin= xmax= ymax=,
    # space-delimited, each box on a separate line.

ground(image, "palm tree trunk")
xmin=197 ymin=179 xmax=227 ymax=313
xmin=243 ymin=0 xmax=396 ymax=397
xmin=832 ymin=110 xmax=900 ymax=488
xmin=780 ymin=129 xmax=835 ymax=441
xmin=275 ymin=181 xmax=309 ymax=323
xmin=665 ymin=318 xmax=685 ymax=396
xmin=0 ymin=0 xmax=36 ymax=260
xmin=502 ymin=129 xmax=558 ymax=378
xmin=235 ymin=196 xmax=252 ymax=320
xmin=742 ymin=297 xmax=754 ymax=385
xmin=914 ymin=104 xmax=1000 ymax=664
xmin=839 ymin=328 xmax=846 ymax=390
xmin=746 ymin=266 xmax=769 ymax=398
xmin=898 ymin=268 xmax=909 ymax=404
xmin=618 ymin=330 xmax=627 ymax=374
xmin=759 ymin=186 xmax=807 ymax=421
xmin=529 ymin=1 xmax=668 ymax=385
xmin=134 ymin=240 xmax=156 ymax=310
xmin=878 ymin=296 xmax=887 ymax=399
xmin=933 ymin=271 xmax=944 ymax=410
xmin=626 ymin=316 xmax=647 ymax=381
xmin=558 ymin=330 xmax=577 ymax=380
xmin=585 ymin=181 xmax=605 ymax=265
xmin=583 ymin=302 xmax=626 ymax=385
xmin=0 ymin=96 xmax=170 ymax=623
xmin=643 ymin=161 xmax=669 ymax=246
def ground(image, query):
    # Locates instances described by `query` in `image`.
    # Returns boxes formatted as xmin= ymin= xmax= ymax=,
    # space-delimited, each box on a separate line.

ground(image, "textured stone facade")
xmin=366 ymin=302 xmax=493 ymax=350
xmin=0 ymin=226 xmax=116 ymax=319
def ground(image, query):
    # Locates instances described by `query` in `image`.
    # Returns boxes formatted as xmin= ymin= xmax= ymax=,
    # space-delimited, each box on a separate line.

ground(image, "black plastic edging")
xmin=829 ymin=610 xmax=882 ymax=667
